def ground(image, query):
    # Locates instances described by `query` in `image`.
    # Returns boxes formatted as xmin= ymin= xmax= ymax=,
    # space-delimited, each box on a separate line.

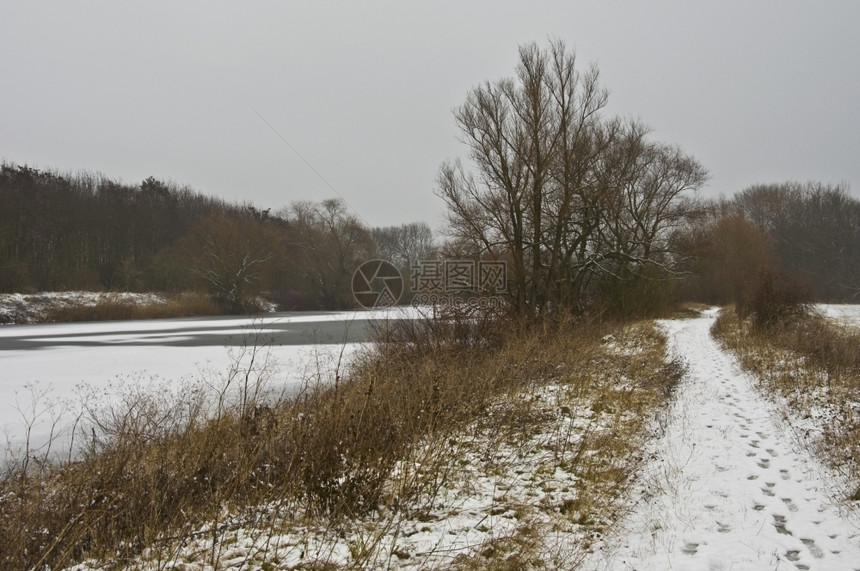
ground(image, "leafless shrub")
xmin=745 ymin=269 xmax=812 ymax=329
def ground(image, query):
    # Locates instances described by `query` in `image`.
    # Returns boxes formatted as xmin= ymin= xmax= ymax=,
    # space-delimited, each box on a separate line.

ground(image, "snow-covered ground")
xmin=817 ymin=303 xmax=860 ymax=329
xmin=0 ymin=291 xmax=171 ymax=324
xmin=68 ymin=319 xmax=662 ymax=570
xmin=587 ymin=309 xmax=860 ymax=570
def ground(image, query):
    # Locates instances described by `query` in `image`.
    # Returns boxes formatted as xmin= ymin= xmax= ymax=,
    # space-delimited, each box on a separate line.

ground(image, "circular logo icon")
xmin=352 ymin=260 xmax=403 ymax=309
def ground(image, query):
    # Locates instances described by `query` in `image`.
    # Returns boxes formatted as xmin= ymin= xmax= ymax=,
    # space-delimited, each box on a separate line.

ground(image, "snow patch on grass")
xmin=69 ymin=386 xmax=619 ymax=570
xmin=0 ymin=291 xmax=168 ymax=324
xmin=817 ymin=303 xmax=860 ymax=329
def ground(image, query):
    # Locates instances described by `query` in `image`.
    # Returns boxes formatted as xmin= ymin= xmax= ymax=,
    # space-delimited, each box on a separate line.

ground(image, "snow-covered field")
xmin=587 ymin=309 xmax=860 ymax=570
xmin=0 ymin=307 xmax=418 ymax=464
xmin=817 ymin=303 xmax=860 ymax=329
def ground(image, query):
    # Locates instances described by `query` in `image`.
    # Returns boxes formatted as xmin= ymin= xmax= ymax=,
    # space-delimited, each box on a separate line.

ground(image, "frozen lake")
xmin=0 ymin=308 xmax=418 ymax=465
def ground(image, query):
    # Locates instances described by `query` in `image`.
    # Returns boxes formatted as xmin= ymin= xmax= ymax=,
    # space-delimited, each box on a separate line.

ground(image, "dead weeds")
xmin=712 ymin=307 xmax=860 ymax=499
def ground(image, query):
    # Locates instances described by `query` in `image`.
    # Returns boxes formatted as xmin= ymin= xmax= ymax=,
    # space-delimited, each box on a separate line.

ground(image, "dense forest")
xmin=0 ymin=162 xmax=433 ymax=311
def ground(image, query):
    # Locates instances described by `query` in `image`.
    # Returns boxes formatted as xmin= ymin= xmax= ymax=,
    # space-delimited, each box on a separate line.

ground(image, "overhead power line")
xmin=253 ymin=108 xmax=370 ymax=227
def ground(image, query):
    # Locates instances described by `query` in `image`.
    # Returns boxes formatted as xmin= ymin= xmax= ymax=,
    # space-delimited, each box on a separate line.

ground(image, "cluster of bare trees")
xmin=681 ymin=181 xmax=860 ymax=305
xmin=277 ymin=199 xmax=377 ymax=309
xmin=0 ymin=163 xmax=432 ymax=311
xmin=437 ymin=41 xmax=708 ymax=315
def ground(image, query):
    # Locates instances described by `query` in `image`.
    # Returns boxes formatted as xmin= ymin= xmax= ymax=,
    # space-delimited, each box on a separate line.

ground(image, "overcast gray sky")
xmin=2 ymin=1 xmax=858 ymax=228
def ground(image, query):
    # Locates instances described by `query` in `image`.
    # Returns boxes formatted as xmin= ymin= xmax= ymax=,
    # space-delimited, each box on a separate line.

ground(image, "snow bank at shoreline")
xmin=0 ymin=291 xmax=169 ymax=324
xmin=817 ymin=303 xmax=860 ymax=329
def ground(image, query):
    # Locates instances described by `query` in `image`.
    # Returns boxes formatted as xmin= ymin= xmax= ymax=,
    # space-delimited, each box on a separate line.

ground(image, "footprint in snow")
xmin=772 ymin=514 xmax=792 ymax=535
xmin=758 ymin=458 xmax=771 ymax=469
xmin=780 ymin=469 xmax=790 ymax=480
xmin=681 ymin=541 xmax=699 ymax=555
xmin=782 ymin=498 xmax=799 ymax=512
xmin=784 ymin=552 xmax=812 ymax=571
xmin=801 ymin=538 xmax=824 ymax=559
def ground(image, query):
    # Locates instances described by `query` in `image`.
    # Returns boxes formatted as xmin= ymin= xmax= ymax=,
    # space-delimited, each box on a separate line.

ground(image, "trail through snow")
xmin=588 ymin=309 xmax=860 ymax=570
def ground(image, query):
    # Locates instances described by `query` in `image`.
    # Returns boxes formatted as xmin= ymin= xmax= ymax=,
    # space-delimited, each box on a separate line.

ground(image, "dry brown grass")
xmin=712 ymin=307 xmax=860 ymax=498
xmin=410 ymin=319 xmax=685 ymax=569
xmin=42 ymin=292 xmax=228 ymax=322
xmin=670 ymin=301 xmax=712 ymax=318
xmin=0 ymin=310 xmax=686 ymax=569
xmin=556 ymin=322 xmax=685 ymax=533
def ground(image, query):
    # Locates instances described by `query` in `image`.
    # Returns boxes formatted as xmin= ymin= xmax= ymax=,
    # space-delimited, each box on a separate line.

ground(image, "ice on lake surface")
xmin=0 ymin=307 xmax=419 ymax=464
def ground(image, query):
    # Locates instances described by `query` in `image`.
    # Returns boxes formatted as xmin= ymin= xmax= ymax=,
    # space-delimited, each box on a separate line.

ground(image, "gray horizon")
xmin=2 ymin=1 xmax=858 ymax=230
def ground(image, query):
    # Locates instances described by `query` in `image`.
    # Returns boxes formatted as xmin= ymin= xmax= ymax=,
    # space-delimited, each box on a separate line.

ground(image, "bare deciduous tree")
xmin=726 ymin=182 xmax=860 ymax=301
xmin=437 ymin=40 xmax=707 ymax=315
xmin=279 ymin=199 xmax=376 ymax=308
xmin=186 ymin=214 xmax=276 ymax=312
xmin=371 ymin=222 xmax=434 ymax=267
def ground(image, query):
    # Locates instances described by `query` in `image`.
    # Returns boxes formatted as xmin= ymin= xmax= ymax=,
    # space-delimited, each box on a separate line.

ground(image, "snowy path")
xmin=588 ymin=309 xmax=860 ymax=570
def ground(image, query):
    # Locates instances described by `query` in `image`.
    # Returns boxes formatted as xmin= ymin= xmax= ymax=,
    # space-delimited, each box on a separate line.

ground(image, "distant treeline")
xmin=0 ymin=163 xmax=433 ymax=311
xmin=2 ymin=162 xmax=857 ymax=314
xmin=681 ymin=182 xmax=860 ymax=305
